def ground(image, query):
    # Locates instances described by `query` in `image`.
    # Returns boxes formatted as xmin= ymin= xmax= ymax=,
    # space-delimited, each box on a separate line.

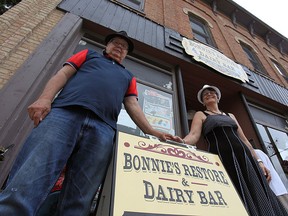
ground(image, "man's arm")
xmin=123 ymin=96 xmax=174 ymax=141
xmin=28 ymin=65 xmax=77 ymax=127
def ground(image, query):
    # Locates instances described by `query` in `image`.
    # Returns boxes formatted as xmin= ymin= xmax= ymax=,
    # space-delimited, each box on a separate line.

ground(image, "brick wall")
xmin=0 ymin=0 xmax=65 ymax=90
xmin=144 ymin=0 xmax=288 ymax=88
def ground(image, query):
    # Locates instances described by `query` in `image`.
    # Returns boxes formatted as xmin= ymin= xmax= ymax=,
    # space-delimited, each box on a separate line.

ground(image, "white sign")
xmin=110 ymin=132 xmax=249 ymax=216
xmin=182 ymin=38 xmax=249 ymax=83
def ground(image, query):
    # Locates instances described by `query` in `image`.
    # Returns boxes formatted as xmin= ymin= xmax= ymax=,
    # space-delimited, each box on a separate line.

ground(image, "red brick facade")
xmin=144 ymin=0 xmax=287 ymax=87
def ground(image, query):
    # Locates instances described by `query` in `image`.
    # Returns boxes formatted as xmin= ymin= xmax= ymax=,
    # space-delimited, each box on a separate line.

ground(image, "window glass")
xmin=240 ymin=43 xmax=267 ymax=74
xmin=256 ymin=123 xmax=288 ymax=161
xmin=271 ymin=60 xmax=288 ymax=81
xmin=75 ymin=39 xmax=103 ymax=53
xmin=0 ymin=0 xmax=22 ymax=15
xmin=250 ymin=105 xmax=288 ymax=186
xmin=256 ymin=124 xmax=275 ymax=157
xmin=189 ymin=15 xmax=214 ymax=47
xmin=114 ymin=0 xmax=144 ymax=11
xmin=117 ymin=83 xmax=175 ymax=136
xmin=194 ymin=34 xmax=208 ymax=45
xmin=191 ymin=21 xmax=206 ymax=34
xmin=267 ymin=128 xmax=288 ymax=161
xmin=273 ymin=61 xmax=285 ymax=76
xmin=256 ymin=123 xmax=288 ymax=187
xmin=124 ymin=58 xmax=173 ymax=91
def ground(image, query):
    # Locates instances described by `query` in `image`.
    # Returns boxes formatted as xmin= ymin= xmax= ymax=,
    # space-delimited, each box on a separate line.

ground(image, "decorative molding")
xmin=183 ymin=8 xmax=213 ymax=28
xmin=249 ymin=20 xmax=256 ymax=38
xmin=235 ymin=36 xmax=258 ymax=54
xmin=278 ymin=40 xmax=284 ymax=55
xmin=212 ymin=0 xmax=217 ymax=15
xmin=265 ymin=31 xmax=272 ymax=47
xmin=231 ymin=9 xmax=238 ymax=28
xmin=164 ymin=28 xmax=184 ymax=54
xmin=133 ymin=141 xmax=212 ymax=164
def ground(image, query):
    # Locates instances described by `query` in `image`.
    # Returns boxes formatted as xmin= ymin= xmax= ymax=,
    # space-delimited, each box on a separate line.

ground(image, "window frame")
xmin=248 ymin=103 xmax=288 ymax=188
xmin=112 ymin=0 xmax=145 ymax=12
xmin=271 ymin=59 xmax=288 ymax=82
xmin=0 ymin=0 xmax=22 ymax=15
xmin=189 ymin=15 xmax=215 ymax=47
xmin=240 ymin=42 xmax=267 ymax=75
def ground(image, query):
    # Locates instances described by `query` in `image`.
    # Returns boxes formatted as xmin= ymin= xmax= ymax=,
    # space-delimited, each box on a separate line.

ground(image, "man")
xmin=255 ymin=149 xmax=288 ymax=212
xmin=0 ymin=31 xmax=175 ymax=216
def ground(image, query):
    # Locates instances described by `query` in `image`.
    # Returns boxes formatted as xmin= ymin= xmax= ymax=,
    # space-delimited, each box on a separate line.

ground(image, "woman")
xmin=177 ymin=84 xmax=287 ymax=216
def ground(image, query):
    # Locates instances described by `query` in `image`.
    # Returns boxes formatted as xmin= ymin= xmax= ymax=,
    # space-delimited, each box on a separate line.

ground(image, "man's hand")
xmin=157 ymin=133 xmax=175 ymax=142
xmin=27 ymin=99 xmax=51 ymax=127
xmin=258 ymin=162 xmax=271 ymax=182
xmin=152 ymin=131 xmax=180 ymax=143
xmin=171 ymin=136 xmax=185 ymax=144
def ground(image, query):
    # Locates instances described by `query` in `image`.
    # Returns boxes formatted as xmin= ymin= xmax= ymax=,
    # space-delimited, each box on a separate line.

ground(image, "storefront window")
xmin=256 ymin=123 xmax=288 ymax=161
xmin=267 ymin=127 xmax=288 ymax=161
xmin=117 ymin=83 xmax=175 ymax=136
xmin=256 ymin=124 xmax=276 ymax=157
xmin=256 ymin=123 xmax=288 ymax=188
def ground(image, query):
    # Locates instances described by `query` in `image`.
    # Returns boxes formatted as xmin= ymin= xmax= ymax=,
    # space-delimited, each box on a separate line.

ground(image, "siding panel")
xmin=109 ymin=6 xmax=125 ymax=30
xmin=156 ymin=24 xmax=165 ymax=50
xmin=135 ymin=16 xmax=145 ymax=42
xmin=100 ymin=2 xmax=118 ymax=27
xmin=251 ymin=72 xmax=288 ymax=105
xmin=150 ymin=23 xmax=158 ymax=49
xmin=127 ymin=13 xmax=140 ymax=39
xmin=143 ymin=19 xmax=154 ymax=45
xmin=90 ymin=0 xmax=109 ymax=23
xmin=80 ymin=0 xmax=103 ymax=19
xmin=58 ymin=0 xmax=80 ymax=12
xmin=70 ymin=0 xmax=93 ymax=15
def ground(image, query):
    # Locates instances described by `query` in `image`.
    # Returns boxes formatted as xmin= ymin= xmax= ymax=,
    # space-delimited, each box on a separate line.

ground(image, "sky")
xmin=232 ymin=0 xmax=288 ymax=39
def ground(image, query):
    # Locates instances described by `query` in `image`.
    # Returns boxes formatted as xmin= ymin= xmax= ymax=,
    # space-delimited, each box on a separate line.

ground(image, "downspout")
xmin=176 ymin=65 xmax=189 ymax=136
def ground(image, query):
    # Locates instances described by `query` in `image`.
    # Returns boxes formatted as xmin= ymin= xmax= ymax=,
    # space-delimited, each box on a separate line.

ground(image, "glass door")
xmin=256 ymin=123 xmax=288 ymax=189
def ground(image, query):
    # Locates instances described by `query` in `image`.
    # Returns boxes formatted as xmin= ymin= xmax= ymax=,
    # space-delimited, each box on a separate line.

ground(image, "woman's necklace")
xmin=206 ymin=109 xmax=223 ymax=115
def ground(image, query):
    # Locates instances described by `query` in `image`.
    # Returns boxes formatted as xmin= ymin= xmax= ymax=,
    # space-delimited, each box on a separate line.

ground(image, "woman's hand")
xmin=172 ymin=136 xmax=185 ymax=144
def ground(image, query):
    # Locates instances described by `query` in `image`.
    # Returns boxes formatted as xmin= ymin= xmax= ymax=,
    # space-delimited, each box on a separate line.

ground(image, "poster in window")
xmin=141 ymin=88 xmax=174 ymax=135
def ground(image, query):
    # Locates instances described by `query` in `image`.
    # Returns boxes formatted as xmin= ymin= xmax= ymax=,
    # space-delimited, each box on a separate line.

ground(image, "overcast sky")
xmin=232 ymin=0 xmax=288 ymax=39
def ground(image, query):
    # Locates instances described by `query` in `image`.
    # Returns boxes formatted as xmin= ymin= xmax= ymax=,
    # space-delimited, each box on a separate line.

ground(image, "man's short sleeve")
xmin=64 ymin=49 xmax=89 ymax=70
xmin=125 ymin=77 xmax=138 ymax=97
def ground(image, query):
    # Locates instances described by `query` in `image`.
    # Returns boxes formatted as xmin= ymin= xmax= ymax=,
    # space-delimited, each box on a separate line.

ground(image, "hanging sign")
xmin=182 ymin=37 xmax=249 ymax=83
xmin=110 ymin=132 xmax=249 ymax=216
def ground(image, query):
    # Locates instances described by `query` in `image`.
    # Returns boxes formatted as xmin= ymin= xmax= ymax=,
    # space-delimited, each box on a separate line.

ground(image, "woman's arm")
xmin=182 ymin=111 xmax=205 ymax=145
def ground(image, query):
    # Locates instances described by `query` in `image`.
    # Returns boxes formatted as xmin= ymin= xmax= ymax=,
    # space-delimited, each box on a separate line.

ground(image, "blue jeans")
xmin=0 ymin=107 xmax=115 ymax=216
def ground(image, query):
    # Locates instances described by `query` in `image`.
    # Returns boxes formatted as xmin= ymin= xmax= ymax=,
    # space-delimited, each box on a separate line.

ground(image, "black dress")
xmin=202 ymin=112 xmax=287 ymax=216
